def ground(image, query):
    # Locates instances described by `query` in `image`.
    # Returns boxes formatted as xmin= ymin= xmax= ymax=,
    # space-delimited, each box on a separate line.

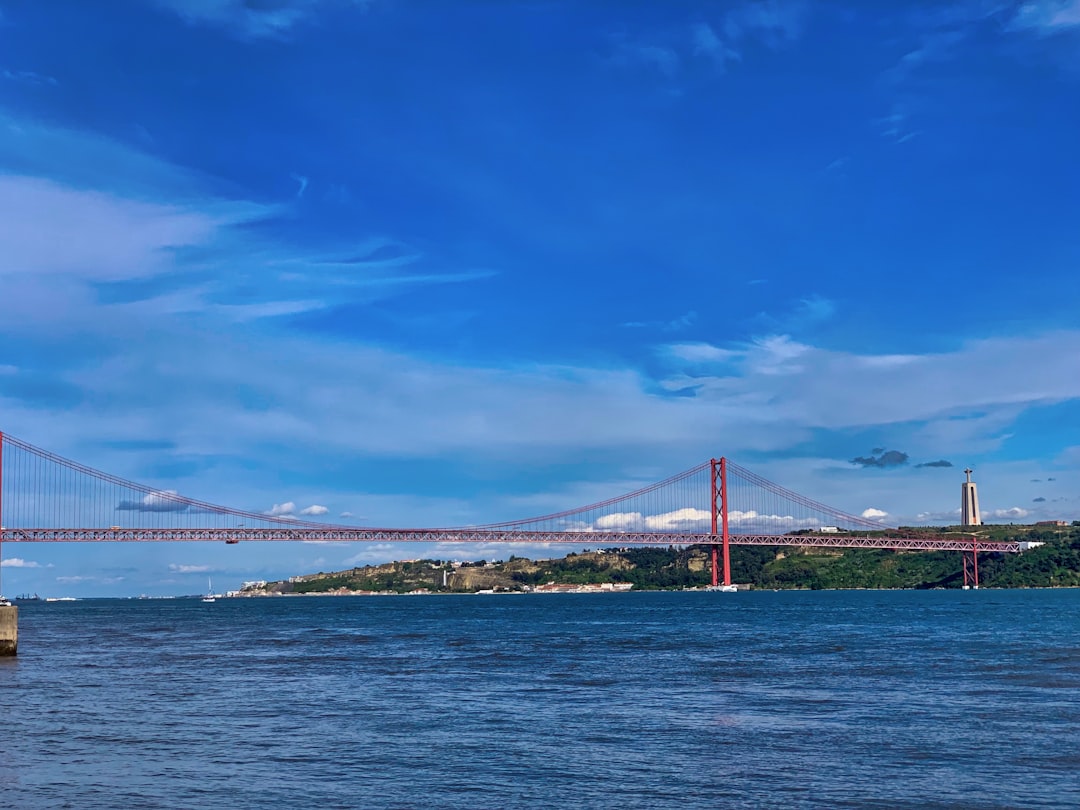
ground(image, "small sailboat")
xmin=202 ymin=578 xmax=216 ymax=603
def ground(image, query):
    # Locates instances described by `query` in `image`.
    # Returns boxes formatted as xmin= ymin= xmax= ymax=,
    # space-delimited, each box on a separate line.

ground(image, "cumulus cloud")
xmin=989 ymin=507 xmax=1030 ymax=519
xmin=727 ymin=510 xmax=820 ymax=529
xmin=266 ymin=502 xmax=296 ymax=517
xmin=588 ymin=508 xmax=711 ymax=532
xmin=643 ymin=508 xmax=711 ymax=531
xmin=340 ymin=511 xmax=355 ymax=518
xmin=851 ymin=450 xmax=909 ymax=468
xmin=861 ymin=508 xmax=889 ymax=519
xmin=117 ymin=490 xmax=189 ymax=512
xmin=1 ymin=557 xmax=44 ymax=568
xmin=298 ymin=504 xmax=329 ymax=516
xmin=594 ymin=512 xmax=643 ymax=530
xmin=916 ymin=459 xmax=954 ymax=468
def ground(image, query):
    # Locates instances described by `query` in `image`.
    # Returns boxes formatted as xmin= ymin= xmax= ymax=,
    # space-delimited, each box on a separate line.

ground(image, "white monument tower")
xmin=961 ymin=468 xmax=981 ymax=526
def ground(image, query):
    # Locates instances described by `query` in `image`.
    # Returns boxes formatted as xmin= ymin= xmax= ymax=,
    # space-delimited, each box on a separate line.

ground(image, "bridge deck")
xmin=0 ymin=528 xmax=1021 ymax=553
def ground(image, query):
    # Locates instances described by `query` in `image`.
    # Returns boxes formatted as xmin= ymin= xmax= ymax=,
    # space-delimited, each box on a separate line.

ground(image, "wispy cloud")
xmin=2 ymin=68 xmax=58 ymax=86
xmin=608 ymin=1 xmax=809 ymax=80
xmin=168 ymin=563 xmax=211 ymax=574
xmin=692 ymin=23 xmax=741 ymax=70
xmin=290 ymin=172 xmax=309 ymax=198
xmin=623 ymin=311 xmax=697 ymax=332
xmin=722 ymin=0 xmax=808 ymax=46
xmin=1012 ymin=0 xmax=1080 ymax=33
xmin=152 ymin=0 xmax=372 ymax=40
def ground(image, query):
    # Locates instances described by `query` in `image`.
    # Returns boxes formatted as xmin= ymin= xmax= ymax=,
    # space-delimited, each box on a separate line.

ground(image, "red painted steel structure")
xmin=0 ymin=527 xmax=1021 ymax=554
xmin=0 ymin=431 xmax=4 ymax=596
xmin=708 ymin=458 xmax=732 ymax=587
xmin=0 ymin=431 xmax=1021 ymax=588
xmin=962 ymin=543 xmax=981 ymax=588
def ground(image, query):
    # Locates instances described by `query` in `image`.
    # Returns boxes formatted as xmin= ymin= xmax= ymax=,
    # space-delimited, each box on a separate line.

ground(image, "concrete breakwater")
xmin=0 ymin=606 xmax=17 ymax=656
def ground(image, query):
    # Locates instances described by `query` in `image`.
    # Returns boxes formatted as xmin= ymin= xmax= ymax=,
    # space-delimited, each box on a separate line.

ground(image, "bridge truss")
xmin=0 ymin=432 xmax=1018 ymax=589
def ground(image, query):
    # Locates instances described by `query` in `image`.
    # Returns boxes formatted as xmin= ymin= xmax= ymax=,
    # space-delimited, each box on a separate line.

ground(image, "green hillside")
xmin=241 ymin=523 xmax=1080 ymax=595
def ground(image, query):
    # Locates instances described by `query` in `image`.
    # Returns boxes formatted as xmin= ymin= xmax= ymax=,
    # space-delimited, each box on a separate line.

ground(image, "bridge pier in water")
xmin=962 ymin=543 xmax=980 ymax=589
xmin=0 ymin=606 xmax=16 ymax=656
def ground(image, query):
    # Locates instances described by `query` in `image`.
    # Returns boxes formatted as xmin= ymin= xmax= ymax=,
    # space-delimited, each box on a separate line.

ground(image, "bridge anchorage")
xmin=0 ymin=431 xmax=1019 ymax=594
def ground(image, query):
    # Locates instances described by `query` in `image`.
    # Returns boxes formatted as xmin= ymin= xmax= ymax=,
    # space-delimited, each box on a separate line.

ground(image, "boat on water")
xmin=202 ymin=579 xmax=217 ymax=603
xmin=706 ymin=584 xmax=738 ymax=593
xmin=0 ymin=596 xmax=11 ymax=607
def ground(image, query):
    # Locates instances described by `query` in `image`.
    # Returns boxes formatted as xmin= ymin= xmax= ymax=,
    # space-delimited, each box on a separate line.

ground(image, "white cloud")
xmin=168 ymin=564 xmax=211 ymax=574
xmin=1 ymin=557 xmax=43 ymax=568
xmin=665 ymin=342 xmax=740 ymax=364
xmin=643 ymin=508 xmax=711 ymax=530
xmin=299 ymin=504 xmax=329 ymax=516
xmin=340 ymin=511 xmax=355 ymax=518
xmin=117 ymin=490 xmax=186 ymax=513
xmin=594 ymin=512 xmax=643 ymax=530
xmin=861 ymin=508 xmax=889 ymax=519
xmin=727 ymin=509 xmax=819 ymax=528
xmin=0 ymin=175 xmax=220 ymax=283
xmin=1013 ymin=1 xmax=1080 ymax=32
xmin=1058 ymin=446 xmax=1080 ymax=465
xmin=989 ymin=507 xmax=1030 ymax=519
xmin=266 ymin=502 xmax=296 ymax=516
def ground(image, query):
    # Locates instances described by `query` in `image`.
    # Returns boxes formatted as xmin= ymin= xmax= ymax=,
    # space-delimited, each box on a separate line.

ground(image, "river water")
xmin=1 ymin=590 xmax=1078 ymax=808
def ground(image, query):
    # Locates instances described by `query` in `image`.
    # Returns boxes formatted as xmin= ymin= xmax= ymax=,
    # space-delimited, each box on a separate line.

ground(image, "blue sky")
xmin=1 ymin=0 xmax=1079 ymax=596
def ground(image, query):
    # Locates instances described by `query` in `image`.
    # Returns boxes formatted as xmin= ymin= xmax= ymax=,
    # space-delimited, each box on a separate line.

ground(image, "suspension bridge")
xmin=0 ymin=431 xmax=1019 ymax=589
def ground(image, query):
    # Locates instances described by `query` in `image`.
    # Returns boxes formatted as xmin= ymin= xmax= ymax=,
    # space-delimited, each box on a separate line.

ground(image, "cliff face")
xmin=447 ymin=567 xmax=516 ymax=591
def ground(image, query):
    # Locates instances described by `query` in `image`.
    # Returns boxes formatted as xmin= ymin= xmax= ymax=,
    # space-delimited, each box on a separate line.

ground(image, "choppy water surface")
xmin=2 ymin=590 xmax=1078 ymax=809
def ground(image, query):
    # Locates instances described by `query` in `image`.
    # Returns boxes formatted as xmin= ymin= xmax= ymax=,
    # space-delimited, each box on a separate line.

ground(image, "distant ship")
xmin=15 ymin=593 xmax=41 ymax=602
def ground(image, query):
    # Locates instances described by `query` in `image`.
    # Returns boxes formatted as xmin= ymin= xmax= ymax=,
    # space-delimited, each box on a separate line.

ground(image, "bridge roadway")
xmin=0 ymin=528 xmax=1021 ymax=553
